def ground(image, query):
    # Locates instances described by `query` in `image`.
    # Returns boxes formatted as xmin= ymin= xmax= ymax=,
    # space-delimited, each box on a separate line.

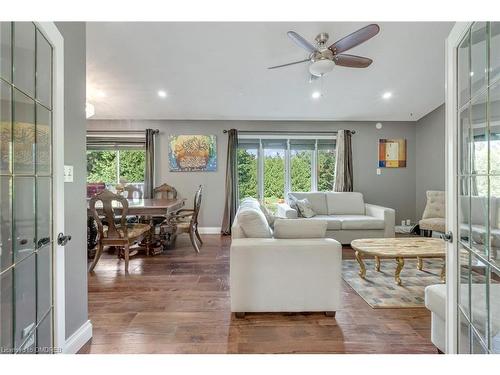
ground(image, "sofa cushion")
xmin=306 ymin=215 xmax=342 ymax=230
xmin=237 ymin=207 xmax=273 ymax=238
xmin=338 ymin=215 xmax=385 ymax=230
xmin=288 ymin=192 xmax=327 ymax=215
xmin=240 ymin=197 xmax=261 ymax=211
xmin=273 ymin=218 xmax=327 ymax=238
xmin=326 ymin=192 xmax=365 ymax=215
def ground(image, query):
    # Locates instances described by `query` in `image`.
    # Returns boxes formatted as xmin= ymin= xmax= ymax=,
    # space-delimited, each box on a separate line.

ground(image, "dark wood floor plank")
xmin=79 ymin=235 xmax=436 ymax=354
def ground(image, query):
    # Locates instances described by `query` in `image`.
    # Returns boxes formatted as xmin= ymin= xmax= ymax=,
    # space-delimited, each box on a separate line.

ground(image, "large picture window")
xmin=237 ymin=134 xmax=336 ymax=212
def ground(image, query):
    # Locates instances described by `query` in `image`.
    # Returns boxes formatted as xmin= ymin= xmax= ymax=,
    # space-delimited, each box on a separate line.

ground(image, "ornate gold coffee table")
xmin=350 ymin=238 xmax=446 ymax=286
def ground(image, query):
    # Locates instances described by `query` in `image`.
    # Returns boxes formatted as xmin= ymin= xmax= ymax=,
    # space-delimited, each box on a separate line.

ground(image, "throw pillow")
xmin=237 ymin=207 xmax=273 ymax=238
xmin=295 ymin=198 xmax=316 ymax=218
xmin=273 ymin=219 xmax=327 ymax=238
xmin=259 ymin=201 xmax=276 ymax=227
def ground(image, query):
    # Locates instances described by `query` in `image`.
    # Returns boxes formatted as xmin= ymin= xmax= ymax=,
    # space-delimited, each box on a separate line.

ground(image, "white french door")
xmin=446 ymin=22 xmax=500 ymax=354
xmin=0 ymin=21 xmax=65 ymax=354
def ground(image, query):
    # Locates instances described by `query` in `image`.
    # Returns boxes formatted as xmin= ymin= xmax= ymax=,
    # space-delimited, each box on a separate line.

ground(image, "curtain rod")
xmin=222 ymin=129 xmax=355 ymax=135
xmin=87 ymin=129 xmax=159 ymax=134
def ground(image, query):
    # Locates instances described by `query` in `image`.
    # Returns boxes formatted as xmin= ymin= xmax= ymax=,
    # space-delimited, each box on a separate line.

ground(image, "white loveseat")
xmin=230 ymin=198 xmax=342 ymax=316
xmin=277 ymin=192 xmax=395 ymax=244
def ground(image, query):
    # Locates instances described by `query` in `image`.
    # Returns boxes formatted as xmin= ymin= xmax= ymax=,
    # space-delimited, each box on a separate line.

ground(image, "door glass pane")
xmin=36 ymin=177 xmax=51 ymax=248
xmin=36 ymin=245 xmax=51 ymax=320
xmin=0 ymin=269 xmax=13 ymax=353
xmin=459 ymin=309 xmax=471 ymax=353
xmin=13 ymin=177 xmax=35 ymax=263
xmin=290 ymin=144 xmax=312 ymax=192
xmin=459 ymin=177 xmax=471 ymax=247
xmin=14 ymin=253 xmax=36 ymax=349
xmin=35 ymin=30 xmax=52 ymax=109
xmin=36 ymin=313 xmax=52 ymax=354
xmin=459 ymin=105 xmax=471 ymax=175
xmin=1 ymin=177 xmax=12 ymax=272
xmin=459 ymin=247 xmax=471 ymax=318
xmin=470 ymin=254 xmax=488 ymax=345
xmin=470 ymin=176 xmax=489 ymax=257
xmin=471 ymin=22 xmax=488 ymax=97
xmin=36 ymin=104 xmax=51 ymax=175
xmin=458 ymin=31 xmax=470 ymax=108
xmin=13 ymin=89 xmax=35 ymax=174
xmin=490 ymin=22 xmax=500 ymax=85
xmin=490 ymin=176 xmax=500 ymax=267
xmin=318 ymin=145 xmax=336 ymax=191
xmin=237 ymin=144 xmax=258 ymax=201
xmin=0 ymin=22 xmax=12 ymax=83
xmin=13 ymin=22 xmax=35 ymax=97
xmin=263 ymin=140 xmax=285 ymax=213
xmin=471 ymin=93 xmax=488 ymax=176
xmin=490 ymin=267 xmax=500 ymax=353
xmin=490 ymin=82 xmax=500 ymax=175
xmin=472 ymin=330 xmax=488 ymax=353
xmin=0 ymin=80 xmax=11 ymax=174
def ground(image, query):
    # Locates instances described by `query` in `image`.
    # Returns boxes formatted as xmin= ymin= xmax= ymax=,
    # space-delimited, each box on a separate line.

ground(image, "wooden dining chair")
xmin=88 ymin=189 xmax=151 ymax=272
xmin=122 ymin=184 xmax=143 ymax=199
xmin=153 ymin=183 xmax=178 ymax=200
xmin=161 ymin=185 xmax=203 ymax=253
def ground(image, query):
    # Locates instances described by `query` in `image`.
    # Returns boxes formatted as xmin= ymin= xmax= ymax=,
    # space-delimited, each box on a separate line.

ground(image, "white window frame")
xmin=237 ymin=134 xmax=336 ymax=201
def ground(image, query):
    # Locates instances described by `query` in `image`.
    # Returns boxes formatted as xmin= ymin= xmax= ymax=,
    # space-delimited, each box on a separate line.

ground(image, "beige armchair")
xmin=419 ymin=191 xmax=445 ymax=237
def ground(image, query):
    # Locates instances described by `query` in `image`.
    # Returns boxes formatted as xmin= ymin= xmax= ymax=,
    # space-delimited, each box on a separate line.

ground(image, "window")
xmin=237 ymin=134 xmax=336 ymax=212
xmin=86 ymin=131 xmax=147 ymax=196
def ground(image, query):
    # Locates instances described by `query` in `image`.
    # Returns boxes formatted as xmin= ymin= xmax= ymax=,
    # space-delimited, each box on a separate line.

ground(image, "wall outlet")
xmin=64 ymin=165 xmax=74 ymax=183
xmin=376 ymin=168 xmax=381 ymax=175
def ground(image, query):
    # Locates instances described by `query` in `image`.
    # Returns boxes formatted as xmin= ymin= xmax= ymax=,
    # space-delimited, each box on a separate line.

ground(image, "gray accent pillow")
xmin=295 ymin=198 xmax=316 ymax=218
xmin=259 ymin=201 xmax=276 ymax=227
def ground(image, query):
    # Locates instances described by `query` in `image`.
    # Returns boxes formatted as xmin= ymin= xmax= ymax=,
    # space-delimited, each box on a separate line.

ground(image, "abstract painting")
xmin=169 ymin=135 xmax=217 ymax=172
xmin=378 ymin=139 xmax=406 ymax=168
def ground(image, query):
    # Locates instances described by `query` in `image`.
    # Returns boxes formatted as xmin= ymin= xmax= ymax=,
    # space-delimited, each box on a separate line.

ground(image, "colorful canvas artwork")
xmin=378 ymin=139 xmax=407 ymax=168
xmin=169 ymin=135 xmax=217 ymax=172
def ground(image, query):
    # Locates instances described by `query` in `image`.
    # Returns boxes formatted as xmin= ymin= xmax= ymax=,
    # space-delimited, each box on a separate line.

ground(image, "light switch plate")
xmin=64 ymin=165 xmax=74 ymax=182
xmin=376 ymin=168 xmax=381 ymax=175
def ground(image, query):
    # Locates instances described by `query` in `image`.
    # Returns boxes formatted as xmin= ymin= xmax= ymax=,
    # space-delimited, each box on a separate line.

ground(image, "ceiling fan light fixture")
xmin=309 ymin=59 xmax=335 ymax=77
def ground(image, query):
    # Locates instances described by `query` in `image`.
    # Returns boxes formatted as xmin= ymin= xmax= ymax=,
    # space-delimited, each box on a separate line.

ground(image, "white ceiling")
xmin=86 ymin=22 xmax=454 ymax=121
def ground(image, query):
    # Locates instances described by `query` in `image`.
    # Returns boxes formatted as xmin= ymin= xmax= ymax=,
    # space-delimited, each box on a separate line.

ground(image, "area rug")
xmin=342 ymin=258 xmax=445 ymax=309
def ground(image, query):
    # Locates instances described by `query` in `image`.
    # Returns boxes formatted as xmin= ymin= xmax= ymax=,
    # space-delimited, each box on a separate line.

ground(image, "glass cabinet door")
xmin=0 ymin=22 xmax=54 ymax=354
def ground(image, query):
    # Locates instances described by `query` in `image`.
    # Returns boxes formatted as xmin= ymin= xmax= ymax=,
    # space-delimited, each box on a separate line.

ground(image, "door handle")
xmin=441 ymin=231 xmax=453 ymax=243
xmin=57 ymin=232 xmax=72 ymax=246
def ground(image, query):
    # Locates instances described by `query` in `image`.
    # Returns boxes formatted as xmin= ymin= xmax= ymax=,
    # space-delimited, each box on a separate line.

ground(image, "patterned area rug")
xmin=342 ymin=258 xmax=445 ymax=308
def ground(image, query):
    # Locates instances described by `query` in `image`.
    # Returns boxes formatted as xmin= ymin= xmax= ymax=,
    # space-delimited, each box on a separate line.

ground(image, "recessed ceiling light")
xmin=312 ymin=91 xmax=321 ymax=99
xmin=470 ymin=71 xmax=474 ymax=76
xmin=96 ymin=90 xmax=106 ymax=98
xmin=158 ymin=90 xmax=167 ymax=98
xmin=382 ymin=92 xmax=392 ymax=100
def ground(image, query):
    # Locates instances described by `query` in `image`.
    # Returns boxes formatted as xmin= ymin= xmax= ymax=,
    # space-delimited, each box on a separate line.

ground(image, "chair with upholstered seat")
xmin=419 ymin=191 xmax=446 ymax=237
xmin=161 ymin=185 xmax=203 ymax=253
xmin=88 ymin=189 xmax=151 ymax=272
xmin=122 ymin=184 xmax=143 ymax=199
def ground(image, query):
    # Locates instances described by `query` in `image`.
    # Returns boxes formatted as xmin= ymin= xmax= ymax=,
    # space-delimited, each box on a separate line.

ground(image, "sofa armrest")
xmin=365 ymin=203 xmax=395 ymax=238
xmin=276 ymin=202 xmax=298 ymax=219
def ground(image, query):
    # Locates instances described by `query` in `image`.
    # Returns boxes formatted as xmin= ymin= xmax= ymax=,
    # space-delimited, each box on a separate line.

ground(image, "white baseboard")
xmin=198 ymin=227 xmax=221 ymax=234
xmin=63 ymin=319 xmax=93 ymax=354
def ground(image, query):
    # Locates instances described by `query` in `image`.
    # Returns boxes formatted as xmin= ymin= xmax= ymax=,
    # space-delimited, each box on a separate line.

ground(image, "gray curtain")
xmin=334 ymin=130 xmax=353 ymax=192
xmin=221 ymin=129 xmax=239 ymax=235
xmin=144 ymin=129 xmax=158 ymax=198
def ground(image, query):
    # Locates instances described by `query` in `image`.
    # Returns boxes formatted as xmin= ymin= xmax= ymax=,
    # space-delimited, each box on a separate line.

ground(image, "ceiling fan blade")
xmin=268 ymin=59 xmax=309 ymax=70
xmin=287 ymin=31 xmax=317 ymax=53
xmin=334 ymin=54 xmax=373 ymax=68
xmin=329 ymin=24 xmax=380 ymax=54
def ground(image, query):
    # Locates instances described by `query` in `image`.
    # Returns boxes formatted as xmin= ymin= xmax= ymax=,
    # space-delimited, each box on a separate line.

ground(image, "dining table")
xmin=86 ymin=197 xmax=186 ymax=256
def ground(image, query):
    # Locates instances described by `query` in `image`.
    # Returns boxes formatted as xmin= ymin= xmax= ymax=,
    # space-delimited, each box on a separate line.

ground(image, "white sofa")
xmin=425 ymin=283 xmax=500 ymax=353
xmin=277 ymin=192 xmax=395 ymax=244
xmin=230 ymin=198 xmax=342 ymax=316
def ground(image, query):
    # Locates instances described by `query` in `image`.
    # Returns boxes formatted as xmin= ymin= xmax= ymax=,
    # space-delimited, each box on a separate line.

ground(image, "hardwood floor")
xmin=79 ymin=235 xmax=437 ymax=354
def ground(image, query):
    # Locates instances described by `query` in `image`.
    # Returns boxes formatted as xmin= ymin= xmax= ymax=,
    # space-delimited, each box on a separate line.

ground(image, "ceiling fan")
xmin=268 ymin=24 xmax=380 ymax=79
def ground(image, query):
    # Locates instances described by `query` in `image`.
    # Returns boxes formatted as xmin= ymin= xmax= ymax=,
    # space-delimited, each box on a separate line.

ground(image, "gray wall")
xmin=88 ymin=119 xmax=417 ymax=224
xmin=56 ymin=22 xmax=88 ymax=340
xmin=415 ymin=104 xmax=445 ymax=218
